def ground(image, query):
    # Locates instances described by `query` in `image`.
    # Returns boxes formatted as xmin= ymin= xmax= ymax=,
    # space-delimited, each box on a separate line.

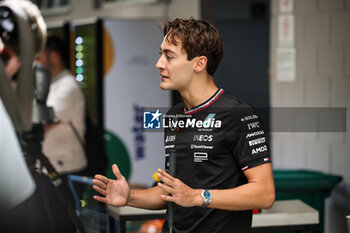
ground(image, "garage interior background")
xmin=35 ymin=0 xmax=350 ymax=233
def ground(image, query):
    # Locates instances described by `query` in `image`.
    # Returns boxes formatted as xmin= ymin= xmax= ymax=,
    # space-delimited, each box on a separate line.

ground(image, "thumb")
xmin=112 ymin=164 xmax=124 ymax=180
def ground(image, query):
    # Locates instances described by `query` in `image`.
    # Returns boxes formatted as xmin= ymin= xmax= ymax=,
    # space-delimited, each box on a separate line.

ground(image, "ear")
xmin=193 ymin=56 xmax=208 ymax=73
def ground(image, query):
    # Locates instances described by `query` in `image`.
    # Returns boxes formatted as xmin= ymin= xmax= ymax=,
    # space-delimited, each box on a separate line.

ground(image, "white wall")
xmin=270 ymin=0 xmax=350 ymax=232
xmin=270 ymin=0 xmax=350 ymax=181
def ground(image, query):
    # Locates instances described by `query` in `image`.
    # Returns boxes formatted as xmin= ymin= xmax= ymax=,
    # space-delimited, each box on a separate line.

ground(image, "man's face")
xmin=155 ymin=35 xmax=196 ymax=91
xmin=35 ymin=50 xmax=50 ymax=68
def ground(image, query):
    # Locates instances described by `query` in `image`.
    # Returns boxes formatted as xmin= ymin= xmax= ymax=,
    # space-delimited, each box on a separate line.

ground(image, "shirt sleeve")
xmin=227 ymin=103 xmax=271 ymax=171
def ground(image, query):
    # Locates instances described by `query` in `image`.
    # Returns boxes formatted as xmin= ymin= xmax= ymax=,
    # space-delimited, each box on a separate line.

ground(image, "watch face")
xmin=201 ymin=190 xmax=212 ymax=207
xmin=203 ymin=190 xmax=211 ymax=199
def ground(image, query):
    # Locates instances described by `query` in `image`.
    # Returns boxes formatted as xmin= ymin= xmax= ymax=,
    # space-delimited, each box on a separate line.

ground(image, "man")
xmin=35 ymin=35 xmax=87 ymax=175
xmin=93 ymin=18 xmax=275 ymax=233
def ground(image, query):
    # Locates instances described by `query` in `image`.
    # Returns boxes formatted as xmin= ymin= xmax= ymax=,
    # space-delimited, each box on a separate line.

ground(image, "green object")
xmin=104 ymin=130 xmax=132 ymax=180
xmin=274 ymin=170 xmax=342 ymax=233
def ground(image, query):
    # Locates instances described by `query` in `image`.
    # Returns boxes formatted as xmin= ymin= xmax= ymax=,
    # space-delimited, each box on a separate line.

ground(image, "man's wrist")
xmin=126 ymin=189 xmax=133 ymax=206
xmin=193 ymin=189 xmax=204 ymax=207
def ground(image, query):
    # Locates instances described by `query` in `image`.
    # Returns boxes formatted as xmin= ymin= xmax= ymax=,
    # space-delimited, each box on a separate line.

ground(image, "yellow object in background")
xmin=153 ymin=172 xmax=160 ymax=182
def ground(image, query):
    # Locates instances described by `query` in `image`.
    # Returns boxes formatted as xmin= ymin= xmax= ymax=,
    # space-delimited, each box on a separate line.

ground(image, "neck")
xmin=179 ymin=73 xmax=218 ymax=110
xmin=50 ymin=65 xmax=65 ymax=80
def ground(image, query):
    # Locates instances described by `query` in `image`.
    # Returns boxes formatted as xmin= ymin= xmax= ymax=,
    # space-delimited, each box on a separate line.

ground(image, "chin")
xmin=160 ymin=83 xmax=170 ymax=91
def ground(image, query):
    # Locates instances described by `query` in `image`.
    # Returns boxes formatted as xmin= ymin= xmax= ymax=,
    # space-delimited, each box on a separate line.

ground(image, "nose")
xmin=155 ymin=56 xmax=164 ymax=71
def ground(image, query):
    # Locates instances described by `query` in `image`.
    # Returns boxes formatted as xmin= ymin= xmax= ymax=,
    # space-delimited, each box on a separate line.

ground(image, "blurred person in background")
xmin=35 ymin=35 xmax=88 ymax=176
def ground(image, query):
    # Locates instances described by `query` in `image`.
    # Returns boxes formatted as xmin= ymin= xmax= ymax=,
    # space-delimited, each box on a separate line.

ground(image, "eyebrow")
xmin=160 ymin=47 xmax=176 ymax=54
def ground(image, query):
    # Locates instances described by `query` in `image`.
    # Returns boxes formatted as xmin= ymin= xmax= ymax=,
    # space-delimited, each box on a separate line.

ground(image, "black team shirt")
xmin=161 ymin=88 xmax=271 ymax=233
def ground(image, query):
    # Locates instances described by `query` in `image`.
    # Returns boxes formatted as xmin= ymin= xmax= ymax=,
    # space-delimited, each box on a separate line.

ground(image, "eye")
xmin=166 ymin=55 xmax=173 ymax=60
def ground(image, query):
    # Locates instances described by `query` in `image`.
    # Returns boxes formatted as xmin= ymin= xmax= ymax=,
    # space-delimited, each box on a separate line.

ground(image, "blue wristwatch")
xmin=200 ymin=189 xmax=212 ymax=208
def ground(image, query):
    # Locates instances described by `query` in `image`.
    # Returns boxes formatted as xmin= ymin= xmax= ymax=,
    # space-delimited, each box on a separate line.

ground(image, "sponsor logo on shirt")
xmin=252 ymin=145 xmax=268 ymax=155
xmin=247 ymin=121 xmax=260 ymax=131
xmin=248 ymin=137 xmax=266 ymax=147
xmin=241 ymin=114 xmax=258 ymax=122
xmin=204 ymin=113 xmax=216 ymax=122
xmin=246 ymin=130 xmax=265 ymax=138
xmin=193 ymin=134 xmax=213 ymax=142
xmin=190 ymin=144 xmax=214 ymax=150
xmin=194 ymin=152 xmax=208 ymax=162
xmin=164 ymin=145 xmax=175 ymax=149
xmin=165 ymin=135 xmax=176 ymax=143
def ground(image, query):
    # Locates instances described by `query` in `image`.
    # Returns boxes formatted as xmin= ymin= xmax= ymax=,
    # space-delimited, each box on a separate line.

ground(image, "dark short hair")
xmin=159 ymin=17 xmax=224 ymax=76
xmin=45 ymin=34 xmax=68 ymax=67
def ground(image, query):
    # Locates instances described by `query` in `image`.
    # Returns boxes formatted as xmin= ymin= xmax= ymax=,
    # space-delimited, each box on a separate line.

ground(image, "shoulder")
xmin=54 ymin=71 xmax=83 ymax=92
xmin=217 ymin=92 xmax=256 ymax=116
xmin=58 ymin=72 xmax=79 ymax=86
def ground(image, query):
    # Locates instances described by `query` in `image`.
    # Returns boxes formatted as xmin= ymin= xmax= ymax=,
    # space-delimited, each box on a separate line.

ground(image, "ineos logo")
xmin=193 ymin=135 xmax=213 ymax=142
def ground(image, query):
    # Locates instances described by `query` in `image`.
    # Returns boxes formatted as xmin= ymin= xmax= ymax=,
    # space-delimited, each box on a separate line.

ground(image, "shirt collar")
xmin=184 ymin=88 xmax=224 ymax=114
xmin=51 ymin=69 xmax=70 ymax=84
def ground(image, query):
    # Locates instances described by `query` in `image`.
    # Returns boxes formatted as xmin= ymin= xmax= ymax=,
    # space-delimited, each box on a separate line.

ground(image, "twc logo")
xmin=143 ymin=109 xmax=162 ymax=129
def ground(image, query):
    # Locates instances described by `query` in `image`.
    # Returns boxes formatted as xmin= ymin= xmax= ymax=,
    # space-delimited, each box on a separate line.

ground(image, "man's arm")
xmin=93 ymin=164 xmax=168 ymax=210
xmin=205 ymin=163 xmax=275 ymax=210
xmin=128 ymin=186 xmax=168 ymax=210
xmin=157 ymin=163 xmax=275 ymax=211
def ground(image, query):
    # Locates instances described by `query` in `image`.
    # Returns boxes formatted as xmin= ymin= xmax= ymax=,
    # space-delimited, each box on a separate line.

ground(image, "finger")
xmin=94 ymin=174 xmax=110 ymax=184
xmin=157 ymin=171 xmax=174 ymax=186
xmin=112 ymin=164 xmax=124 ymax=180
xmin=93 ymin=185 xmax=106 ymax=196
xmin=158 ymin=168 xmax=175 ymax=181
xmin=92 ymin=179 xmax=107 ymax=189
xmin=157 ymin=182 xmax=175 ymax=194
xmin=161 ymin=194 xmax=174 ymax=203
xmin=93 ymin=195 xmax=107 ymax=204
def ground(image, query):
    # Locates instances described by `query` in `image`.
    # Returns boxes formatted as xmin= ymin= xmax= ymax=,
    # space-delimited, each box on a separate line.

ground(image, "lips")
xmin=161 ymin=74 xmax=169 ymax=79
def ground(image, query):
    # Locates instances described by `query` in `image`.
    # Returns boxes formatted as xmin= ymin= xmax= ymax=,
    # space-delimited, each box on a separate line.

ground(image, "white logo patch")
xmin=246 ymin=130 xmax=265 ymax=139
xmin=247 ymin=121 xmax=260 ymax=131
xmin=249 ymin=137 xmax=266 ymax=146
xmin=165 ymin=135 xmax=176 ymax=143
xmin=193 ymin=135 xmax=213 ymax=142
xmin=241 ymin=114 xmax=258 ymax=122
xmin=164 ymin=145 xmax=175 ymax=149
xmin=194 ymin=152 xmax=208 ymax=162
xmin=190 ymin=144 xmax=213 ymax=150
xmin=252 ymin=145 xmax=268 ymax=155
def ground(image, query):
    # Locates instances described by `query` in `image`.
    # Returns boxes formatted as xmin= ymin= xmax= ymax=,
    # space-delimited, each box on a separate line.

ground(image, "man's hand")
xmin=157 ymin=169 xmax=202 ymax=207
xmin=93 ymin=164 xmax=130 ymax=207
